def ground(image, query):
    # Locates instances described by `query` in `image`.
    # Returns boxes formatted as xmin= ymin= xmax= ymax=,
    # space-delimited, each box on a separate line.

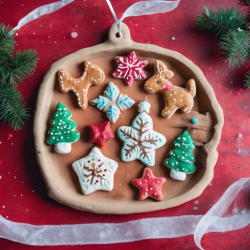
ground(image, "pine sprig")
xmin=0 ymin=84 xmax=29 ymax=130
xmin=239 ymin=0 xmax=250 ymax=6
xmin=197 ymin=6 xmax=246 ymax=36
xmin=0 ymin=24 xmax=15 ymax=54
xmin=239 ymin=0 xmax=250 ymax=27
xmin=0 ymin=23 xmax=38 ymax=130
xmin=219 ymin=30 xmax=250 ymax=69
xmin=7 ymin=50 xmax=38 ymax=85
xmin=197 ymin=3 xmax=250 ymax=89
xmin=244 ymin=70 xmax=250 ymax=89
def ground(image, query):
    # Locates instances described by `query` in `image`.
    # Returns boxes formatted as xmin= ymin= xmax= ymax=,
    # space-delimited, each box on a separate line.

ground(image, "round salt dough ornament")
xmin=34 ymin=22 xmax=223 ymax=214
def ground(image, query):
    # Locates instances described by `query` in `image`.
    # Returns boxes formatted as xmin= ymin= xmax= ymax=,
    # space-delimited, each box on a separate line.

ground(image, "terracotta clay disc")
xmin=33 ymin=23 xmax=224 ymax=214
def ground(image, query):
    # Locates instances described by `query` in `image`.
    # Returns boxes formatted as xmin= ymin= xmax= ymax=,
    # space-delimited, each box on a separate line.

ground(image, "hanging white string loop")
xmin=106 ymin=0 xmax=122 ymax=35
xmin=13 ymin=0 xmax=74 ymax=31
xmin=106 ymin=0 xmax=180 ymax=36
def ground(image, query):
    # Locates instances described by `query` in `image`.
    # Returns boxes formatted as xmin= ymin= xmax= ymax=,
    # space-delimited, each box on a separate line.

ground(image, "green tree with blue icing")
xmin=165 ymin=131 xmax=196 ymax=181
xmin=47 ymin=102 xmax=80 ymax=154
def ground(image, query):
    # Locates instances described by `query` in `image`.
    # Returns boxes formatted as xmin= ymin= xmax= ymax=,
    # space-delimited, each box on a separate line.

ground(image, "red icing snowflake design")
xmin=132 ymin=168 xmax=166 ymax=201
xmin=113 ymin=51 xmax=148 ymax=86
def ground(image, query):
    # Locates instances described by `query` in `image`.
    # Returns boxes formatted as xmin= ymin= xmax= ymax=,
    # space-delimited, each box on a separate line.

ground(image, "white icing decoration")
xmin=138 ymin=100 xmax=151 ymax=113
xmin=170 ymin=169 xmax=186 ymax=181
xmin=54 ymin=142 xmax=71 ymax=154
xmin=72 ymin=147 xmax=118 ymax=195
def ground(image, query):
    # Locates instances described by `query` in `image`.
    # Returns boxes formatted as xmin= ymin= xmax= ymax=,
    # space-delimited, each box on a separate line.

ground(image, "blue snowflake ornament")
xmin=90 ymin=82 xmax=135 ymax=123
xmin=117 ymin=101 xmax=167 ymax=166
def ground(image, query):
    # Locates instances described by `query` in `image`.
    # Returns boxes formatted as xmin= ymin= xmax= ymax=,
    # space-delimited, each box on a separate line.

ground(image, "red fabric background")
xmin=0 ymin=0 xmax=250 ymax=249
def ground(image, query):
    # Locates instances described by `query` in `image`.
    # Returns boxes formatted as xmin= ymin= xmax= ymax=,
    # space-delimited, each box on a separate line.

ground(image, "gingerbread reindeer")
xmin=58 ymin=61 xmax=105 ymax=109
xmin=144 ymin=60 xmax=196 ymax=118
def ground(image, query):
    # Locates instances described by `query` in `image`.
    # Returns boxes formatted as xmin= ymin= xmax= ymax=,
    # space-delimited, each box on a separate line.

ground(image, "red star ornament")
xmin=113 ymin=51 xmax=148 ymax=86
xmin=88 ymin=121 xmax=114 ymax=147
xmin=132 ymin=168 xmax=166 ymax=201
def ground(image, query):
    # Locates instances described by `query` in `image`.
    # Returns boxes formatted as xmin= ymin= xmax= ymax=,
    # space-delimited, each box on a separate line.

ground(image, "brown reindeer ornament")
xmin=58 ymin=61 xmax=105 ymax=109
xmin=144 ymin=60 xmax=196 ymax=118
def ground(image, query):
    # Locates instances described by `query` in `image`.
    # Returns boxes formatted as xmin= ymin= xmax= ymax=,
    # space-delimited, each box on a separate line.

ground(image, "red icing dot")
xmin=96 ymin=180 xmax=99 ymax=183
xmin=88 ymin=161 xmax=90 ymax=163
xmin=104 ymin=169 xmax=107 ymax=172
xmin=103 ymin=174 xmax=105 ymax=176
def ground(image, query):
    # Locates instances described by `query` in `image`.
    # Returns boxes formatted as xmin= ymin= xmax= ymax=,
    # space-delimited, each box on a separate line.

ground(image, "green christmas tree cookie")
xmin=47 ymin=102 xmax=80 ymax=154
xmin=164 ymin=131 xmax=196 ymax=181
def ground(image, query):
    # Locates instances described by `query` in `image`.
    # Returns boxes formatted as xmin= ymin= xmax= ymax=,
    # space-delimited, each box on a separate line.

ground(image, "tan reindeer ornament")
xmin=58 ymin=61 xmax=105 ymax=109
xmin=144 ymin=60 xmax=196 ymax=118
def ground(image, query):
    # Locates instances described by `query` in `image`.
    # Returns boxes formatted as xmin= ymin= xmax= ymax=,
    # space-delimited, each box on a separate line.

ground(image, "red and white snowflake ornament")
xmin=113 ymin=51 xmax=148 ymax=86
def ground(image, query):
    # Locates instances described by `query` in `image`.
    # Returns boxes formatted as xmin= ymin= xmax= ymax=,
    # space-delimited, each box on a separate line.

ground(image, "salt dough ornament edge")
xmin=34 ymin=23 xmax=224 ymax=214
